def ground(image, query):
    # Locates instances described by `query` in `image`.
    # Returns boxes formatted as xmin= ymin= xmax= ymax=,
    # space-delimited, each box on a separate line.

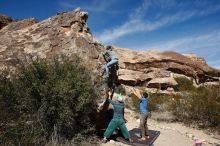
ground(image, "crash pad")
xmin=116 ymin=128 xmax=160 ymax=146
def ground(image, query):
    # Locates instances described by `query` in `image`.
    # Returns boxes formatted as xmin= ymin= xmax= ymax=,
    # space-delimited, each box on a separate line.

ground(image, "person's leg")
xmin=105 ymin=59 xmax=118 ymax=77
xmin=144 ymin=112 xmax=149 ymax=137
xmin=139 ymin=113 xmax=146 ymax=138
xmin=104 ymin=65 xmax=109 ymax=78
xmin=118 ymin=119 xmax=130 ymax=139
xmin=104 ymin=119 xmax=117 ymax=139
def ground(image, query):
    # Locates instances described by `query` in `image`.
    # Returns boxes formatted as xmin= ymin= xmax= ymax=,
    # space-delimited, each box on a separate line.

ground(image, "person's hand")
xmin=97 ymin=106 xmax=102 ymax=112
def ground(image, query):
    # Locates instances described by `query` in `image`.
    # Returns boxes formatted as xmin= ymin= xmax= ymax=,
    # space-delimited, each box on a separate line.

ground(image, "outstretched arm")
xmin=97 ymin=91 xmax=111 ymax=112
xmin=132 ymin=87 xmax=142 ymax=99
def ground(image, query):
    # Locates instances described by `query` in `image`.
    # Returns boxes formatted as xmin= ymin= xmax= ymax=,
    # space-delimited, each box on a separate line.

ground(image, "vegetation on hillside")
xmin=171 ymin=85 xmax=220 ymax=131
xmin=0 ymin=57 xmax=98 ymax=145
xmin=173 ymin=76 xmax=195 ymax=91
xmin=130 ymin=77 xmax=220 ymax=133
xmin=115 ymin=85 xmax=126 ymax=95
xmin=207 ymin=70 xmax=220 ymax=77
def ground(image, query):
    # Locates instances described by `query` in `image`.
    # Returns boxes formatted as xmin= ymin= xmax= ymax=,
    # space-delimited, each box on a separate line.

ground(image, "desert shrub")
xmin=130 ymin=91 xmax=172 ymax=112
xmin=0 ymin=57 xmax=98 ymax=145
xmin=46 ymin=128 xmax=99 ymax=146
xmin=170 ymin=86 xmax=220 ymax=132
xmin=207 ymin=70 xmax=220 ymax=77
xmin=148 ymin=93 xmax=172 ymax=112
xmin=129 ymin=93 xmax=139 ymax=112
xmin=174 ymin=77 xmax=195 ymax=91
xmin=115 ymin=85 xmax=126 ymax=95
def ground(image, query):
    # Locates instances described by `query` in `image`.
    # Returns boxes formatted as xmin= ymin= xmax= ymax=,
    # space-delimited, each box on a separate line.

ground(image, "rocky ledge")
xmin=0 ymin=8 xmax=219 ymax=93
xmin=114 ymin=46 xmax=219 ymax=91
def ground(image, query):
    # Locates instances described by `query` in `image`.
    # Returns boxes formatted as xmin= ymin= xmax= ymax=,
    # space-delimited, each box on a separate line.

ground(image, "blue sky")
xmin=1 ymin=0 xmax=220 ymax=68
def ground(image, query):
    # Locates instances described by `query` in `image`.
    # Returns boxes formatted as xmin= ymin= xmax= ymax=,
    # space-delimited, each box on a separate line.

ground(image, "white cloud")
xmin=59 ymin=0 xmax=118 ymax=13
xmin=129 ymin=0 xmax=151 ymax=20
xmin=133 ymin=30 xmax=220 ymax=68
xmin=145 ymin=30 xmax=220 ymax=51
xmin=96 ymin=1 xmax=220 ymax=44
xmin=96 ymin=11 xmax=193 ymax=43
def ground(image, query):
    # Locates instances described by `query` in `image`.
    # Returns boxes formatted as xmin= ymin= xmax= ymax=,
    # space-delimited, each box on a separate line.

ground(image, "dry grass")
xmin=128 ymin=78 xmax=220 ymax=133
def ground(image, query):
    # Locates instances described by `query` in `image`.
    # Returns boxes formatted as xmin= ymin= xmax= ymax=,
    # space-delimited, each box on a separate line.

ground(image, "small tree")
xmin=115 ymin=85 xmax=126 ymax=95
xmin=174 ymin=77 xmax=195 ymax=91
xmin=0 ymin=56 xmax=98 ymax=145
xmin=170 ymin=86 xmax=220 ymax=132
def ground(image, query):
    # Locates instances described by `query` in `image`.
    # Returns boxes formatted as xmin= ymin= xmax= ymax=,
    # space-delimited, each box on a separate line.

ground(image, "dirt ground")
xmin=101 ymin=109 xmax=220 ymax=146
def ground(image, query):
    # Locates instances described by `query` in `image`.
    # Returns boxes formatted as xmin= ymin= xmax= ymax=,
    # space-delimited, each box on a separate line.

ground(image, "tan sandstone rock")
xmin=0 ymin=9 xmax=219 ymax=93
xmin=0 ymin=9 xmax=105 ymax=75
xmin=147 ymin=77 xmax=178 ymax=89
xmin=0 ymin=14 xmax=13 ymax=29
xmin=113 ymin=46 xmax=219 ymax=87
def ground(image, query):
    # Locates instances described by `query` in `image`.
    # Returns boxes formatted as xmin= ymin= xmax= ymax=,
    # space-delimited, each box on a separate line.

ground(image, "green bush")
xmin=130 ymin=91 xmax=174 ymax=112
xmin=128 ymin=78 xmax=220 ymax=133
xmin=130 ymin=94 xmax=140 ymax=112
xmin=170 ymin=86 xmax=220 ymax=132
xmin=115 ymin=85 xmax=126 ymax=95
xmin=174 ymin=77 xmax=195 ymax=91
xmin=148 ymin=93 xmax=172 ymax=112
xmin=207 ymin=70 xmax=220 ymax=77
xmin=0 ymin=57 xmax=98 ymax=145
xmin=129 ymin=90 xmax=171 ymax=113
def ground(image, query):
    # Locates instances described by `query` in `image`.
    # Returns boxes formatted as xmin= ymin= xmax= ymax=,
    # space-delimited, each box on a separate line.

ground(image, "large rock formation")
xmin=114 ymin=47 xmax=220 ymax=90
xmin=0 ymin=9 xmax=110 ymax=104
xmin=0 ymin=8 xmax=219 ymax=93
xmin=0 ymin=9 xmax=105 ymax=77
xmin=0 ymin=14 xmax=13 ymax=29
xmin=1 ymin=8 xmax=219 ymax=133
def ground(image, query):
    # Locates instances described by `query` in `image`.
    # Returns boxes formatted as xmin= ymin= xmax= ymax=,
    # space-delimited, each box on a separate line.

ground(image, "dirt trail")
xmin=101 ymin=109 xmax=220 ymax=146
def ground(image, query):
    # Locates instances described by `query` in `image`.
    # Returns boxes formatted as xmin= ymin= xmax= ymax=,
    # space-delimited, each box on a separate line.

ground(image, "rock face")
xmin=1 ymin=9 xmax=219 ymax=133
xmin=113 ymin=47 xmax=220 ymax=90
xmin=147 ymin=77 xmax=178 ymax=89
xmin=0 ymin=9 xmax=105 ymax=76
xmin=3 ymin=18 xmax=38 ymax=31
xmin=0 ymin=14 xmax=13 ymax=29
xmin=0 ymin=9 xmax=219 ymax=93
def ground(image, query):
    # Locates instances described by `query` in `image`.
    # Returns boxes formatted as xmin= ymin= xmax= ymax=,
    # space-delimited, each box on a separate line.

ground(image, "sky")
xmin=1 ymin=0 xmax=220 ymax=68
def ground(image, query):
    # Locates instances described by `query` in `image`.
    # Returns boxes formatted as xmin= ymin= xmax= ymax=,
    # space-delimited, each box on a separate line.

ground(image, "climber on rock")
xmin=102 ymin=45 xmax=119 ymax=80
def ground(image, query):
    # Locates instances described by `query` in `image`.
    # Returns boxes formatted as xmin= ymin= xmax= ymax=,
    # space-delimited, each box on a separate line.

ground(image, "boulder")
xmin=3 ymin=18 xmax=38 ymax=31
xmin=0 ymin=9 xmax=110 ymax=134
xmin=0 ymin=8 xmax=105 ymax=75
xmin=0 ymin=14 xmax=13 ymax=29
xmin=147 ymin=77 xmax=178 ymax=89
xmin=113 ymin=46 xmax=220 ymax=86
xmin=1 ymin=8 xmax=220 ymax=133
xmin=0 ymin=8 xmax=219 ymax=93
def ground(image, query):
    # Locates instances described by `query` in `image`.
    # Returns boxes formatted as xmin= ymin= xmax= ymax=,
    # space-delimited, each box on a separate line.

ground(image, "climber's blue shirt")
xmin=140 ymin=96 xmax=148 ymax=113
